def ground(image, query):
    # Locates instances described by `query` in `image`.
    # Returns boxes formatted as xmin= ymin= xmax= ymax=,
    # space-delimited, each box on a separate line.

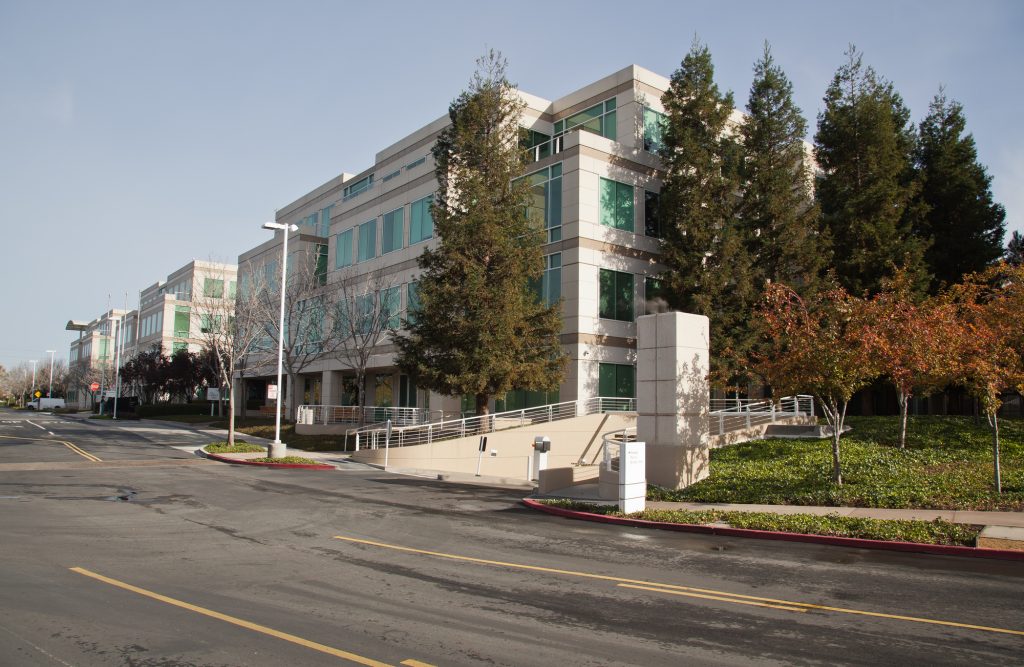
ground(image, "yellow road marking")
xmin=61 ymin=441 xmax=102 ymax=462
xmin=0 ymin=434 xmax=101 ymax=462
xmin=334 ymin=535 xmax=1024 ymax=638
xmin=70 ymin=567 xmax=430 ymax=666
xmin=617 ymin=584 xmax=806 ymax=612
xmin=400 ymin=661 xmax=437 ymax=667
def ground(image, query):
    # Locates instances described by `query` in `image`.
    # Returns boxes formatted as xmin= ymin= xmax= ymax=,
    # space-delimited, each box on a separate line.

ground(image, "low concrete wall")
xmin=351 ymin=412 xmax=636 ymax=480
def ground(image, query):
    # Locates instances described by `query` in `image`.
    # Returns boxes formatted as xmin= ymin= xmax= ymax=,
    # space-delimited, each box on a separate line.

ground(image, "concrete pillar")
xmin=322 ymin=370 xmax=338 ymax=406
xmin=636 ymin=312 xmax=710 ymax=490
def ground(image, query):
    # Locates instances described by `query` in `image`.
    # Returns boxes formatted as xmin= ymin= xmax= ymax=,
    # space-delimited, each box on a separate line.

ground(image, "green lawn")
xmin=655 ymin=416 xmax=1024 ymax=511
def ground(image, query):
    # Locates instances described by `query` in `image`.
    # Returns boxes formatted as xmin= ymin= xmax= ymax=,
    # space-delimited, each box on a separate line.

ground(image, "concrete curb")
xmin=521 ymin=499 xmax=1024 ymax=562
xmin=202 ymin=450 xmax=335 ymax=470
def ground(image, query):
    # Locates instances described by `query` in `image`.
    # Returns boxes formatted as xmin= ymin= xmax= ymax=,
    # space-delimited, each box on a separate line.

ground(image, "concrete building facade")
xmin=237 ymin=65 xmax=703 ymax=417
xmin=67 ymin=260 xmax=237 ymax=408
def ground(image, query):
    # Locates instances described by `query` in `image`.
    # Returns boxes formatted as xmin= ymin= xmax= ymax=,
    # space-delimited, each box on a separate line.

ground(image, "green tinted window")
xmin=174 ymin=305 xmax=191 ymax=337
xmin=598 ymin=363 xmax=635 ymax=398
xmin=203 ymin=278 xmax=224 ymax=298
xmin=336 ymin=229 xmax=353 ymax=268
xmin=599 ymin=269 xmax=634 ymax=321
xmin=409 ymin=196 xmax=434 ymax=244
xmin=600 ymin=178 xmax=634 ymax=232
xmin=382 ymin=208 xmax=404 ymax=254
xmin=643 ymin=107 xmax=666 ymax=153
xmin=358 ymin=220 xmax=376 ymax=262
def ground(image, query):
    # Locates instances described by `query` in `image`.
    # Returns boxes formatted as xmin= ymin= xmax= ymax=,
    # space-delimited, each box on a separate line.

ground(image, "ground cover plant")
xmin=246 ymin=456 xmax=324 ymax=465
xmin=205 ymin=440 xmax=264 ymax=454
xmin=540 ymin=500 xmax=979 ymax=547
xmin=209 ymin=418 xmax=352 ymax=452
xmin=655 ymin=416 xmax=1023 ymax=510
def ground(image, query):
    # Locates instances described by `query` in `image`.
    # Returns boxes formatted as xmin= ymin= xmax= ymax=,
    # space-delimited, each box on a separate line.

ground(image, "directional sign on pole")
xmin=34 ymin=390 xmax=41 ymax=398
xmin=89 ymin=382 xmax=100 ymax=392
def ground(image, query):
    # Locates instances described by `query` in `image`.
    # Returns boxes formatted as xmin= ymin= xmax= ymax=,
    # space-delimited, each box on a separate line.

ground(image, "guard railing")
xmin=709 ymin=395 xmax=814 ymax=436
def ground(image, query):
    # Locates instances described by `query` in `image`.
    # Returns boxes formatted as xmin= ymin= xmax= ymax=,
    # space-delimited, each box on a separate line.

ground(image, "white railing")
xmin=525 ymin=136 xmax=564 ymax=163
xmin=599 ymin=426 xmax=636 ymax=472
xmin=354 ymin=396 xmax=637 ymax=451
xmin=295 ymin=404 xmax=429 ymax=427
xmin=709 ymin=395 xmax=814 ymax=436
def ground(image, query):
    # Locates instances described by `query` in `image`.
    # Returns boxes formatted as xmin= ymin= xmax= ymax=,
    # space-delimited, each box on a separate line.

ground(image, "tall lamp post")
xmin=262 ymin=221 xmax=299 ymax=458
xmin=29 ymin=360 xmax=37 ymax=407
xmin=45 ymin=350 xmax=55 ymax=398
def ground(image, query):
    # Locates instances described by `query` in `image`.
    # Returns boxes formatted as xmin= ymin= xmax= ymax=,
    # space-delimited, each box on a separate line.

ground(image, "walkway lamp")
xmin=46 ymin=350 xmax=55 ymax=397
xmin=262 ymin=221 xmax=299 ymax=458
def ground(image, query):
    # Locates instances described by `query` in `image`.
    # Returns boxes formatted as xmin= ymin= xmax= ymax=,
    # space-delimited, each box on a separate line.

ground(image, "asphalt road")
xmin=0 ymin=407 xmax=1022 ymax=666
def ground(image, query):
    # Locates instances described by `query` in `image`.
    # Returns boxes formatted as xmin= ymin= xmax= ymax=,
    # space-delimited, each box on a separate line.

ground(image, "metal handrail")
xmin=295 ymin=404 xmax=427 ymax=427
xmin=709 ymin=395 xmax=814 ymax=435
xmin=352 ymin=396 xmax=637 ymax=451
xmin=600 ymin=426 xmax=636 ymax=473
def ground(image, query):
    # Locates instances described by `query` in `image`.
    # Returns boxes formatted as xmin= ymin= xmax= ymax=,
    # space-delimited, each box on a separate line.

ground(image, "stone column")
xmin=636 ymin=312 xmax=710 ymax=489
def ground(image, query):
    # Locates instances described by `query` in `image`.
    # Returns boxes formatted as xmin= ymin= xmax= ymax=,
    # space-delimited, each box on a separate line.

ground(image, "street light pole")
xmin=46 ymin=350 xmax=55 ymax=398
xmin=29 ymin=360 xmax=37 ymax=407
xmin=262 ymin=220 xmax=299 ymax=458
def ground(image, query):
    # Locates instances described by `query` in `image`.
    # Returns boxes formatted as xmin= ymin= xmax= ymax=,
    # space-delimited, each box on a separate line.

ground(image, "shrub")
xmin=137 ymin=403 xmax=213 ymax=418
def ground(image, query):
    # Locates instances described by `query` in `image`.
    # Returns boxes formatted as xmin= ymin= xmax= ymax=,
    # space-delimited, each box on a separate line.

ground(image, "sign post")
xmin=384 ymin=419 xmax=393 ymax=468
xmin=475 ymin=436 xmax=487 ymax=476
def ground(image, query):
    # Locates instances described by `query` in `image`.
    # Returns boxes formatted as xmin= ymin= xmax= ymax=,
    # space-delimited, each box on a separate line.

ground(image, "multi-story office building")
xmin=66 ymin=308 xmax=135 ymax=408
xmin=67 ymin=260 xmax=237 ymax=407
xmin=135 ymin=260 xmax=238 ymax=357
xmin=237 ymin=65 xmax=724 ymax=417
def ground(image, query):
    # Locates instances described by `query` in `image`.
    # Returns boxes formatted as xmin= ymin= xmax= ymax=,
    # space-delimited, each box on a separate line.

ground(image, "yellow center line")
xmin=61 ymin=441 xmax=102 ymax=462
xmin=617 ymin=584 xmax=807 ymax=612
xmin=334 ymin=535 xmax=1024 ymax=638
xmin=0 ymin=434 xmax=101 ymax=462
xmin=70 ymin=567 xmax=434 ymax=666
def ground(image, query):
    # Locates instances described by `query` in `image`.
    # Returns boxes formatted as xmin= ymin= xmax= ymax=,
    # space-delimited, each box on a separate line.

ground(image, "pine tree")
xmin=1007 ymin=230 xmax=1024 ymax=266
xmin=658 ymin=40 xmax=755 ymax=386
xmin=393 ymin=51 xmax=565 ymax=416
xmin=916 ymin=89 xmax=1006 ymax=289
xmin=738 ymin=42 xmax=828 ymax=297
xmin=815 ymin=46 xmax=928 ymax=296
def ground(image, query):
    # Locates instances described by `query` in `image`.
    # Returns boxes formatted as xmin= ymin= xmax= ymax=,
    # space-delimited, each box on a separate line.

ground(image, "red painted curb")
xmin=521 ymin=498 xmax=1024 ymax=562
xmin=204 ymin=451 xmax=334 ymax=470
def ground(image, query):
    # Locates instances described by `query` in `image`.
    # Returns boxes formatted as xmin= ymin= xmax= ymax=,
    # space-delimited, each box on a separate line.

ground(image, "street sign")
xmin=34 ymin=390 xmax=41 ymax=398
xmin=207 ymin=388 xmax=221 ymax=401
xmin=267 ymin=384 xmax=278 ymax=400
xmin=89 ymin=382 xmax=100 ymax=392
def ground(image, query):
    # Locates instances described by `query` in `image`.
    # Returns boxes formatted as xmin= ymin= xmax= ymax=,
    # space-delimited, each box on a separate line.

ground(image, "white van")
xmin=27 ymin=398 xmax=66 ymax=410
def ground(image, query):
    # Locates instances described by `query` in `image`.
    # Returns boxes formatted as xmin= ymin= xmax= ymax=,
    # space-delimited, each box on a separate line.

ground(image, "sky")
xmin=1 ymin=0 xmax=1022 ymax=371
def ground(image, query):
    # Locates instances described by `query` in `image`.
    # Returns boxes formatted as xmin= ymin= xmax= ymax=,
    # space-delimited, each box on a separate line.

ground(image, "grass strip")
xmin=205 ymin=440 xmax=264 ymax=454
xmin=539 ymin=499 xmax=980 ymax=547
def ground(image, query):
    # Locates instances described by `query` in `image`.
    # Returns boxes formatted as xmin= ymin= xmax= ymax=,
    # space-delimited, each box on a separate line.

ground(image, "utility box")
xmin=619 ymin=441 xmax=646 ymax=514
xmin=531 ymin=436 xmax=551 ymax=481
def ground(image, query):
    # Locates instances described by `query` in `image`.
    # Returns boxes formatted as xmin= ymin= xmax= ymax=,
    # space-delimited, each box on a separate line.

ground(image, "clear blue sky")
xmin=1 ymin=0 xmax=1021 ymax=370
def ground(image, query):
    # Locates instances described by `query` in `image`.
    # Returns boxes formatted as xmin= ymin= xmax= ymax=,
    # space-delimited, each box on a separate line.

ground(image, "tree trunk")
xmin=227 ymin=395 xmax=236 ymax=447
xmin=356 ymin=373 xmax=366 ymax=427
xmin=992 ymin=412 xmax=1002 ymax=494
xmin=475 ymin=393 xmax=490 ymax=416
xmin=898 ymin=389 xmax=909 ymax=449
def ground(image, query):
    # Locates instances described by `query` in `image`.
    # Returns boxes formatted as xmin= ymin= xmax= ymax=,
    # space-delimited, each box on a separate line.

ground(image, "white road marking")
xmin=26 ymin=421 xmax=47 ymax=431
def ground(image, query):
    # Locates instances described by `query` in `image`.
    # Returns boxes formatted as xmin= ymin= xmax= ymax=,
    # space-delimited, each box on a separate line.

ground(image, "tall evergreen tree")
xmin=815 ymin=46 xmax=928 ymax=296
xmin=738 ymin=42 xmax=828 ymax=297
xmin=393 ymin=51 xmax=565 ymax=416
xmin=658 ymin=40 xmax=754 ymax=386
xmin=916 ymin=89 xmax=1006 ymax=289
xmin=1007 ymin=230 xmax=1024 ymax=266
